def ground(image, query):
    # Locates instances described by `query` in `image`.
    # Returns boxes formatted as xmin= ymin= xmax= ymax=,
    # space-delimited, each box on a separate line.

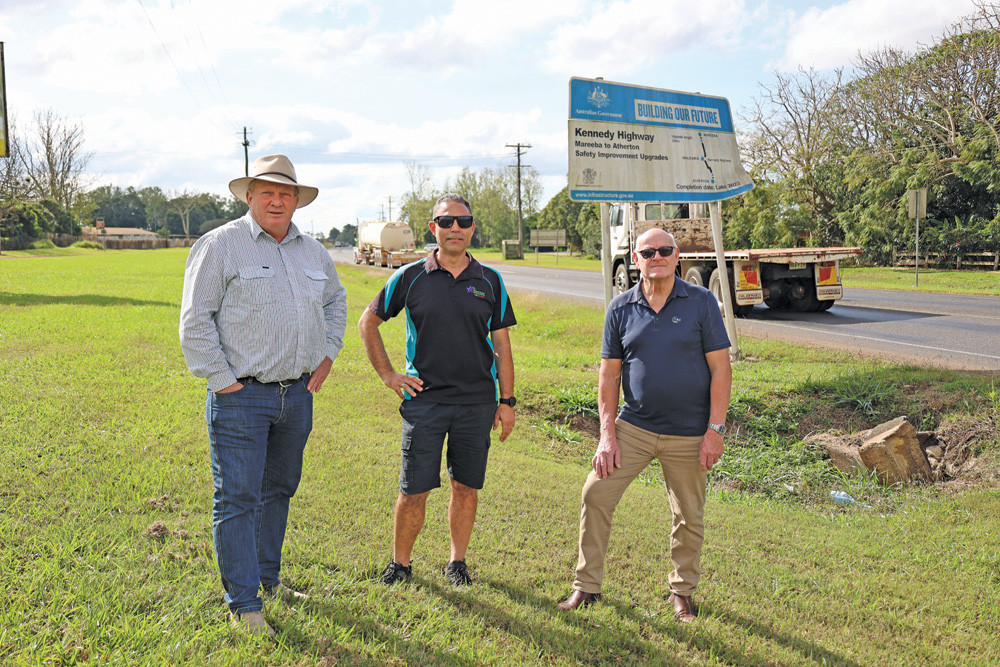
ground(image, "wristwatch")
xmin=499 ymin=396 xmax=517 ymax=407
xmin=707 ymin=422 xmax=726 ymax=435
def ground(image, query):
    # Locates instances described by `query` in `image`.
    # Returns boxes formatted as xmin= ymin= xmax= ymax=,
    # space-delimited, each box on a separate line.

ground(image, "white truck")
xmin=609 ymin=202 xmax=863 ymax=314
xmin=355 ymin=221 xmax=426 ymax=268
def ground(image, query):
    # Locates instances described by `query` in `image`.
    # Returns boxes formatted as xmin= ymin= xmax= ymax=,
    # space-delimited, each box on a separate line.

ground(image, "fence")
xmin=893 ymin=250 xmax=999 ymax=270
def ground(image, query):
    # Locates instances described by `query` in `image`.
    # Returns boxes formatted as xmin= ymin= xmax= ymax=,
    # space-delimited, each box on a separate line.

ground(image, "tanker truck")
xmin=609 ymin=202 xmax=863 ymax=314
xmin=354 ymin=221 xmax=426 ymax=268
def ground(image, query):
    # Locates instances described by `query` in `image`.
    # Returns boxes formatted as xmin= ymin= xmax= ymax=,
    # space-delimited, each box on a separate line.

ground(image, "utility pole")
xmin=387 ymin=195 xmax=393 ymax=221
xmin=242 ymin=127 xmax=253 ymax=176
xmin=506 ymin=142 xmax=531 ymax=258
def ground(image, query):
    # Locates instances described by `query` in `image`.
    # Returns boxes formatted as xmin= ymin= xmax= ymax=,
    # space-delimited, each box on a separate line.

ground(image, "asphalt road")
xmin=330 ymin=249 xmax=1000 ymax=372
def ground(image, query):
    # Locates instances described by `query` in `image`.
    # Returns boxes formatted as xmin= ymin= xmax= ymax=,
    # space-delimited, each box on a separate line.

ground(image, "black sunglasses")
xmin=637 ymin=246 xmax=676 ymax=259
xmin=433 ymin=215 xmax=474 ymax=229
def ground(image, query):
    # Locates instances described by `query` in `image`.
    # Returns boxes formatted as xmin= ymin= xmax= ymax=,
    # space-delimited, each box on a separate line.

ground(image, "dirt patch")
xmin=143 ymin=521 xmax=170 ymax=540
xmin=937 ymin=417 xmax=1000 ymax=481
xmin=796 ymin=404 xmax=873 ymax=439
xmin=569 ymin=413 xmax=600 ymax=439
xmin=146 ymin=494 xmax=180 ymax=512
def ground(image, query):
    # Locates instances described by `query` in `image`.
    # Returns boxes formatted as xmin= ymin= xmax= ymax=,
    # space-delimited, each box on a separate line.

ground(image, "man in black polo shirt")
xmin=557 ymin=227 xmax=732 ymax=622
xmin=359 ymin=193 xmax=517 ymax=587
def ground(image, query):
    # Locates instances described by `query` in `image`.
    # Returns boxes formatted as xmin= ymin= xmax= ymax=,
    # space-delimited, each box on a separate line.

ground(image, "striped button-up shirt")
xmin=179 ymin=214 xmax=347 ymax=392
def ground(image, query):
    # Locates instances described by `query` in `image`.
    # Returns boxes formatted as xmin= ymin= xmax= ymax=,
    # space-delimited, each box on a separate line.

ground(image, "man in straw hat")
xmin=180 ymin=155 xmax=347 ymax=636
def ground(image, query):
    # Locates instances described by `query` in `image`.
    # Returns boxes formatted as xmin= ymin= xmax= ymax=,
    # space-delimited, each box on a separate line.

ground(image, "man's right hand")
xmin=592 ymin=434 xmax=621 ymax=479
xmin=215 ymin=381 xmax=244 ymax=394
xmin=382 ymin=372 xmax=424 ymax=400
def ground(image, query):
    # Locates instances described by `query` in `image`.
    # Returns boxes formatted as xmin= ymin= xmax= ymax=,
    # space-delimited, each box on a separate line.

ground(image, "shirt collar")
xmin=424 ymin=249 xmax=481 ymax=279
xmin=626 ymin=277 xmax=690 ymax=309
xmin=246 ymin=214 xmax=301 ymax=243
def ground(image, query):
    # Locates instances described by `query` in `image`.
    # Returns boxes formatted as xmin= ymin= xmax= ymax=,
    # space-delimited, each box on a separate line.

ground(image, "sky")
xmin=0 ymin=0 xmax=979 ymax=235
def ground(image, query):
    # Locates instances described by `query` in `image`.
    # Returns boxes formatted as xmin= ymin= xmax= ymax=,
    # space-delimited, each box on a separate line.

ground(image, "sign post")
xmin=0 ymin=42 xmax=8 ymax=158
xmin=0 ymin=43 xmax=8 ymax=255
xmin=568 ymin=77 xmax=753 ymax=358
xmin=907 ymin=188 xmax=927 ymax=286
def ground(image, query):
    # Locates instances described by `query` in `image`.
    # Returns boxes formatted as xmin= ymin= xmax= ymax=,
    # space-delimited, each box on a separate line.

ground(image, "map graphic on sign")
xmin=568 ymin=77 xmax=754 ymax=202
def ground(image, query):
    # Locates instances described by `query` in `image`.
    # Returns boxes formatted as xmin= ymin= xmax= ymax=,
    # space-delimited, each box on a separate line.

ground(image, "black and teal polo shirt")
xmin=368 ymin=251 xmax=516 ymax=404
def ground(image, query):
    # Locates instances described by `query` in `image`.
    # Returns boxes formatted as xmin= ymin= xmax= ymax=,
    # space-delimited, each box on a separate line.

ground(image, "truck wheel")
xmin=614 ymin=263 xmax=632 ymax=295
xmin=684 ymin=266 xmax=712 ymax=287
xmin=709 ymin=268 xmax=752 ymax=317
xmin=764 ymin=280 xmax=789 ymax=310
xmin=788 ymin=278 xmax=820 ymax=312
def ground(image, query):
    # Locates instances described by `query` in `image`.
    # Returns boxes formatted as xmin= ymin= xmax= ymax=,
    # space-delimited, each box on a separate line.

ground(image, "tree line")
xmin=397 ymin=161 xmax=544 ymax=248
xmin=0 ymin=110 xmax=250 ymax=249
xmin=730 ymin=0 xmax=1000 ymax=264
xmin=5 ymin=2 xmax=999 ymax=261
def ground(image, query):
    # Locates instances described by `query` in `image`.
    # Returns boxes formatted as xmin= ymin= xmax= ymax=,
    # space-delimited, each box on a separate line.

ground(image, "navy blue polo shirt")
xmin=602 ymin=279 xmax=730 ymax=436
xmin=368 ymin=251 xmax=516 ymax=404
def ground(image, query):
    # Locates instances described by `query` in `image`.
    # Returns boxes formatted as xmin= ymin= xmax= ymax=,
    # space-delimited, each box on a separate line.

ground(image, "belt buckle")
xmin=278 ymin=378 xmax=294 ymax=388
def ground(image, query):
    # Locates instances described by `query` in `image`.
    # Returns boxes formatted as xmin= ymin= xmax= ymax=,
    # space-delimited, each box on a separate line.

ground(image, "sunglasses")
xmin=433 ymin=215 xmax=475 ymax=229
xmin=637 ymin=246 xmax=676 ymax=259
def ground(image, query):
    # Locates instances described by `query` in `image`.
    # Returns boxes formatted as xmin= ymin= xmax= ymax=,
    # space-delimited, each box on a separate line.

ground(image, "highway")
xmin=330 ymin=249 xmax=1000 ymax=372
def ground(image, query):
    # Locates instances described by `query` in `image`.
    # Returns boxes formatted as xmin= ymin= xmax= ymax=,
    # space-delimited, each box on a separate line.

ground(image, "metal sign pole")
xmin=709 ymin=201 xmax=739 ymax=360
xmin=907 ymin=188 xmax=927 ymax=287
xmin=600 ymin=202 xmax=613 ymax=309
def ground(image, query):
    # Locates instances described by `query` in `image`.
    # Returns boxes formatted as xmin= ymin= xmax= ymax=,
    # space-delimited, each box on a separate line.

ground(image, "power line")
xmin=134 ymin=0 xmax=204 ymax=110
xmin=506 ymin=142 xmax=531 ymax=254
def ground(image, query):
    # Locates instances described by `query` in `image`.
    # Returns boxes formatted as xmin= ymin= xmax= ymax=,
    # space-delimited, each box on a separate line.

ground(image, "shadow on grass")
xmin=432 ymin=577 xmax=688 ymax=665
xmin=481 ymin=579 xmax=860 ymax=667
xmin=263 ymin=567 xmax=863 ymax=666
xmin=0 ymin=292 xmax=176 ymax=308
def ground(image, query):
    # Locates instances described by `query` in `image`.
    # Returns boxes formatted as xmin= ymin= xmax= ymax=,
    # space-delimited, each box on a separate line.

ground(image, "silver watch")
xmin=707 ymin=422 xmax=726 ymax=435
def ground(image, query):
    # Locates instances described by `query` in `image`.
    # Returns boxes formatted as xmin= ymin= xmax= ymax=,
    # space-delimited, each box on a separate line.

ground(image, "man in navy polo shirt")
xmin=557 ymin=227 xmax=732 ymax=622
xmin=359 ymin=193 xmax=517 ymax=588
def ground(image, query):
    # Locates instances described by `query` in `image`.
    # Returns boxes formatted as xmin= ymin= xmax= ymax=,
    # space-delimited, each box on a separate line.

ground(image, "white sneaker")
xmin=231 ymin=611 xmax=276 ymax=637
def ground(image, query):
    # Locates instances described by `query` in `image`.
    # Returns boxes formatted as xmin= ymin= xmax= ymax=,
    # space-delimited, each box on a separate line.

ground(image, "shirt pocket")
xmin=303 ymin=269 xmax=328 ymax=302
xmin=235 ymin=266 xmax=276 ymax=308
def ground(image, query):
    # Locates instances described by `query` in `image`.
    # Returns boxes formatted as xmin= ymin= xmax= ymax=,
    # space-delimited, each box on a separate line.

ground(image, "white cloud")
xmin=543 ymin=0 xmax=749 ymax=76
xmin=779 ymin=0 xmax=974 ymax=70
xmin=372 ymin=0 xmax=581 ymax=69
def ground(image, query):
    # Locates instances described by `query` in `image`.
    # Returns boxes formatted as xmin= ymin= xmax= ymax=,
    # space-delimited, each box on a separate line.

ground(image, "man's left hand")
xmin=699 ymin=429 xmax=724 ymax=472
xmin=493 ymin=404 xmax=515 ymax=442
xmin=307 ymin=356 xmax=333 ymax=393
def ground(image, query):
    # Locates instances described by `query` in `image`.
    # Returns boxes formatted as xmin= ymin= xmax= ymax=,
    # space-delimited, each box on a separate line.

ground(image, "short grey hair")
xmin=432 ymin=193 xmax=472 ymax=217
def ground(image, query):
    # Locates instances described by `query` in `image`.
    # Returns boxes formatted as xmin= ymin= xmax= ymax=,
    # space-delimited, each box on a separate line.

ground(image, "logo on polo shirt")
xmin=467 ymin=286 xmax=486 ymax=299
xmin=672 ymin=316 xmax=681 ymax=323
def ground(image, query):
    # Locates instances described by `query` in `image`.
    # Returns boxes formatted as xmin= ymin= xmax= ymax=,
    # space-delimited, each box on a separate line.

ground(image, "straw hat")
xmin=228 ymin=154 xmax=318 ymax=208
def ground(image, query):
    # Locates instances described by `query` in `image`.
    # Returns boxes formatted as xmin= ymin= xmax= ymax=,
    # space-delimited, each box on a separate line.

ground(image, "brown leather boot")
xmin=670 ymin=593 xmax=696 ymax=622
xmin=557 ymin=590 xmax=601 ymax=610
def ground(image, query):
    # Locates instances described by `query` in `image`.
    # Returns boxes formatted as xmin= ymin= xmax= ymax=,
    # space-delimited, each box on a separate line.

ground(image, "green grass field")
xmin=1 ymin=249 xmax=999 ymax=665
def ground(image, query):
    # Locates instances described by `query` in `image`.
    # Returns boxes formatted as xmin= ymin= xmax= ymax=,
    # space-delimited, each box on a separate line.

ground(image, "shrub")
xmin=71 ymin=240 xmax=105 ymax=250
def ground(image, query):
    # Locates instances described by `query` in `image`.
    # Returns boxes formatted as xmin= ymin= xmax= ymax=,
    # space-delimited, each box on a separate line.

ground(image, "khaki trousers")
xmin=572 ymin=419 xmax=706 ymax=596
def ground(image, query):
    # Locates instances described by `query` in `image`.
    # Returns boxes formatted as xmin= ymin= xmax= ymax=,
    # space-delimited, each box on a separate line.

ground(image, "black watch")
xmin=499 ymin=396 xmax=517 ymax=407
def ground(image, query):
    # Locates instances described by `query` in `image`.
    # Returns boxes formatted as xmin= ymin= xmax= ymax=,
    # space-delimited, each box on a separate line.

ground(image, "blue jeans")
xmin=205 ymin=376 xmax=312 ymax=614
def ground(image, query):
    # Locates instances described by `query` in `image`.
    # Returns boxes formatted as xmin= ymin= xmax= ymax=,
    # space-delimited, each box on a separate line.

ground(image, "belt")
xmin=238 ymin=373 xmax=309 ymax=388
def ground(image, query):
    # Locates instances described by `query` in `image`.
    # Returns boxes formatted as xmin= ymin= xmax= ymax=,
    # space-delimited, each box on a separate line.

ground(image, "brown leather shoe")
xmin=557 ymin=589 xmax=601 ymax=610
xmin=670 ymin=593 xmax=696 ymax=622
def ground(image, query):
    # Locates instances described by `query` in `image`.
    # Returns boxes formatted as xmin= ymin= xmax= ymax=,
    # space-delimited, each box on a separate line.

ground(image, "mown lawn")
xmin=1 ymin=248 xmax=998 ymax=666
